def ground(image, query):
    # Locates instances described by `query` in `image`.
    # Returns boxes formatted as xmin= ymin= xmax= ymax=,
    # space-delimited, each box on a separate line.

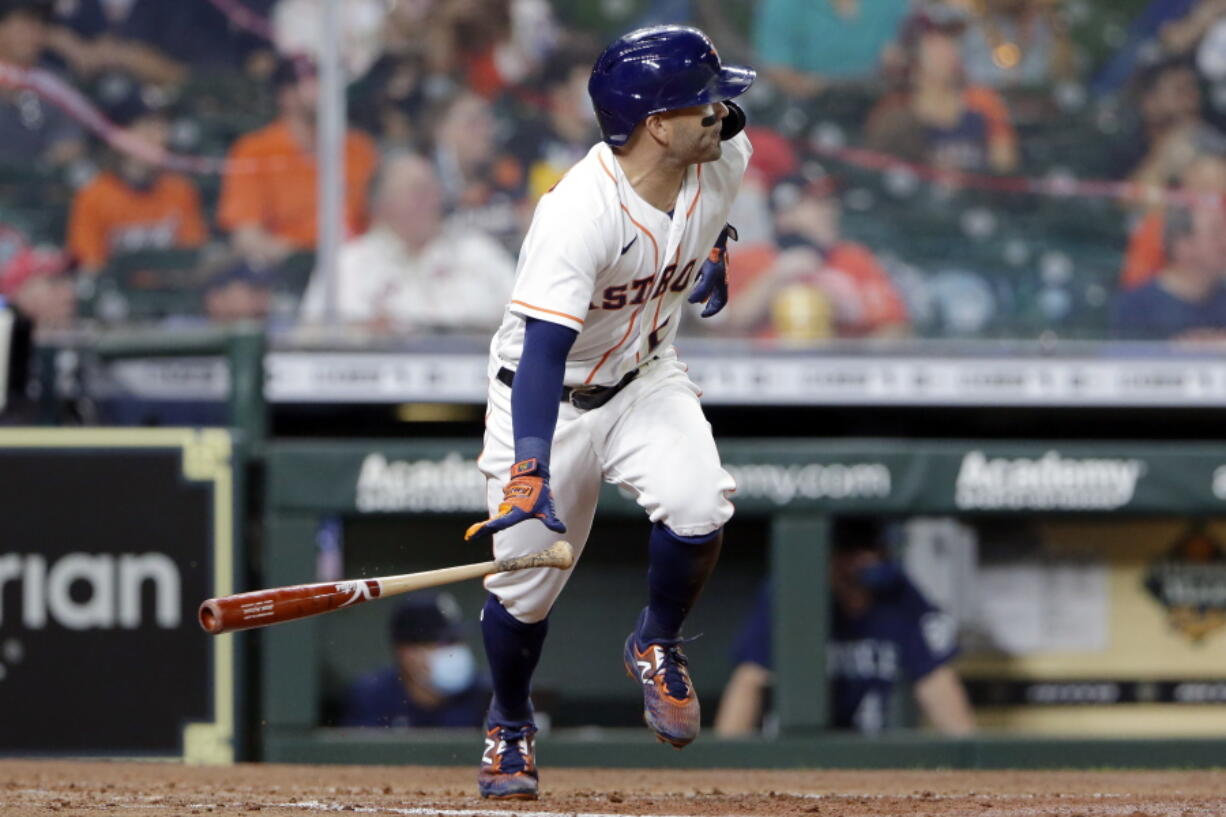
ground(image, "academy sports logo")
xmin=356 ymin=452 xmax=486 ymax=512
xmin=1144 ymin=528 xmax=1226 ymax=642
xmin=955 ymin=450 xmax=1144 ymax=510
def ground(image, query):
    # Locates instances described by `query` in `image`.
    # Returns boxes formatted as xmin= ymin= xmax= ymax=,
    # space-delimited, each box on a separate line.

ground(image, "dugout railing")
xmin=257 ymin=437 xmax=1226 ymax=768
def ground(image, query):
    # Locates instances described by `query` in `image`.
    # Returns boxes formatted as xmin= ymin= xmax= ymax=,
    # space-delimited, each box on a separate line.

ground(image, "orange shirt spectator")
xmin=729 ymin=241 xmax=908 ymax=339
xmin=1122 ymin=210 xmax=1164 ymax=291
xmin=866 ymin=10 xmax=1018 ymax=174
xmin=724 ymin=170 xmax=909 ymax=340
xmin=217 ymin=119 xmax=378 ymax=251
xmin=68 ymin=170 xmax=206 ymax=270
xmin=1120 ymin=154 xmax=1226 ymax=290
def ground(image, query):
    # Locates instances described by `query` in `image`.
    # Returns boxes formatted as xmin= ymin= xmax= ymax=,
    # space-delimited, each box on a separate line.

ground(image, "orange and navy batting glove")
xmin=688 ymin=223 xmax=737 ymax=318
xmin=465 ymin=458 xmax=566 ymax=540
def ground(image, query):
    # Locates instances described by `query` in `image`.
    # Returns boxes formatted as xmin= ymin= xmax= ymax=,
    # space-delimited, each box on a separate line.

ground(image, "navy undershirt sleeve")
xmin=511 ymin=317 xmax=578 ymax=471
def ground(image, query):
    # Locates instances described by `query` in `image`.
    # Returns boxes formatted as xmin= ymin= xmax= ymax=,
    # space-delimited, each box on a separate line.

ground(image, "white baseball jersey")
xmin=491 ymin=131 xmax=753 ymax=385
xmin=479 ymin=132 xmax=751 ymax=623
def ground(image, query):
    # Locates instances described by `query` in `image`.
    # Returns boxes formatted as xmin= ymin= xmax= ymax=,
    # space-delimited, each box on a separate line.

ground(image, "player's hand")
xmin=465 ymin=458 xmax=566 ymax=540
xmin=688 ymin=223 xmax=738 ymax=318
xmin=720 ymin=100 xmax=746 ymax=140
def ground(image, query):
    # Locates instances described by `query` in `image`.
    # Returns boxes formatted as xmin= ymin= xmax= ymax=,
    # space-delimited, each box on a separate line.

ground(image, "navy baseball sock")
xmin=639 ymin=522 xmax=723 ymax=642
xmin=481 ymin=593 xmax=548 ymax=723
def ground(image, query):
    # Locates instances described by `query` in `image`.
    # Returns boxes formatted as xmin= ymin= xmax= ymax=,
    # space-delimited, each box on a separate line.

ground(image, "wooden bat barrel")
xmin=198 ymin=578 xmax=382 ymax=634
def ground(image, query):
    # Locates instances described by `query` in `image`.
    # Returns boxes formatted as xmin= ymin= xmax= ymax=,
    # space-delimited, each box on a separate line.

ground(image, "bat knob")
xmin=546 ymin=540 xmax=574 ymax=569
xmin=199 ymin=600 xmax=223 ymax=634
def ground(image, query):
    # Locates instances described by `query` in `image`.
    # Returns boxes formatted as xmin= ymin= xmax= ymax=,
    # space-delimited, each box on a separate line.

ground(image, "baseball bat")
xmin=198 ymin=539 xmax=574 ymax=635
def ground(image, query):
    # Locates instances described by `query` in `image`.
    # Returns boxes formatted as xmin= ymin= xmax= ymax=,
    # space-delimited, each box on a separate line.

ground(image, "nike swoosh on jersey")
xmin=620 ymin=236 xmax=638 ymax=255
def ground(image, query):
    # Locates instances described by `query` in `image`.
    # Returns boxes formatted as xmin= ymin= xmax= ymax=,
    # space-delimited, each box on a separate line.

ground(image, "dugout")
xmin=256 ymin=437 xmax=1226 ymax=768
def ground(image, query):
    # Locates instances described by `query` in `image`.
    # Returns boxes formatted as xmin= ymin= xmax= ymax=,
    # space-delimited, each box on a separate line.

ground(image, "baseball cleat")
xmin=477 ymin=717 xmax=539 ymax=800
xmin=623 ymin=612 xmax=700 ymax=748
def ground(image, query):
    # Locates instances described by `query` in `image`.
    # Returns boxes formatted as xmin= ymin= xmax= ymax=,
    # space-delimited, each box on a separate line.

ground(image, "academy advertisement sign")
xmin=0 ymin=431 xmax=234 ymax=757
xmin=955 ymin=450 xmax=1146 ymax=510
xmin=350 ymin=451 xmax=894 ymax=513
xmin=356 ymin=452 xmax=486 ymax=512
xmin=274 ymin=440 xmax=1226 ymax=517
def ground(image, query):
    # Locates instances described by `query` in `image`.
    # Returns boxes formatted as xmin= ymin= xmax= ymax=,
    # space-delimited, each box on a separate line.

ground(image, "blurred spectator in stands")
xmin=66 ymin=96 xmax=206 ymax=275
xmin=47 ymin=0 xmax=277 ymax=85
xmin=0 ymin=0 xmax=85 ymax=166
xmin=506 ymin=44 xmax=598 ymax=202
xmin=429 ymin=90 xmax=524 ymax=251
xmin=865 ymin=8 xmax=1019 ymax=173
xmin=715 ymin=516 xmax=975 ymax=736
xmin=384 ymin=0 xmax=557 ymax=99
xmin=727 ymin=125 xmax=798 ymax=248
xmin=752 ymin=0 xmax=911 ymax=100
xmin=1113 ymin=201 xmax=1226 ymax=340
xmin=723 ymin=168 xmax=910 ymax=340
xmin=1122 ymin=149 xmax=1226 ymax=290
xmin=1114 ymin=57 xmax=1226 ymax=188
xmin=201 ymin=264 xmax=272 ymax=325
xmin=299 ymin=153 xmax=512 ymax=332
xmin=957 ymin=0 xmax=1076 ymax=90
xmin=217 ymin=55 xmax=378 ymax=270
xmin=0 ymin=224 xmax=75 ymax=329
xmin=272 ymin=0 xmax=387 ymax=81
xmin=349 ymin=48 xmax=435 ymax=153
xmin=341 ymin=593 xmax=489 ymax=728
xmin=1189 ymin=1 xmax=1226 ymax=89
xmin=1090 ymin=0 xmax=1213 ymax=96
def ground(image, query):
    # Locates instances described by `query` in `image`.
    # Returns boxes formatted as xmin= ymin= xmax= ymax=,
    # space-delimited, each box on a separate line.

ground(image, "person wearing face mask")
xmin=714 ymin=516 xmax=975 ymax=736
xmin=340 ymin=592 xmax=490 ymax=728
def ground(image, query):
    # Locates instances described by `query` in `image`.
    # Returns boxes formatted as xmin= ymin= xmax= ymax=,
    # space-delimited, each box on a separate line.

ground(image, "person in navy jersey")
xmin=1113 ymin=202 xmax=1226 ymax=341
xmin=341 ymin=593 xmax=490 ymax=729
xmin=714 ymin=517 xmax=975 ymax=735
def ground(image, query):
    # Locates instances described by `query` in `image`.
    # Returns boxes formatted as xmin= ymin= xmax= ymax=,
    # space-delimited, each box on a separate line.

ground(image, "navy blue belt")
xmin=497 ymin=364 xmax=643 ymax=411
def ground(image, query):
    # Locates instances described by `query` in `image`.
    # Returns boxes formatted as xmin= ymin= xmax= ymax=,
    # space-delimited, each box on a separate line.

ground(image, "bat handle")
xmin=494 ymin=540 xmax=574 ymax=573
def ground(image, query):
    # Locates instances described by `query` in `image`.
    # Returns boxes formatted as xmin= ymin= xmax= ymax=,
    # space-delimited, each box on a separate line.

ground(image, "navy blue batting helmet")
xmin=588 ymin=25 xmax=755 ymax=147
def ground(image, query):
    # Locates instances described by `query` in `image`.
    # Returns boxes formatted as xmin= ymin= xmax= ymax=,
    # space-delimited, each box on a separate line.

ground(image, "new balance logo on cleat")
xmin=636 ymin=645 xmax=664 ymax=684
xmin=477 ymin=721 xmax=539 ymax=800
xmin=624 ymin=627 xmax=701 ymax=749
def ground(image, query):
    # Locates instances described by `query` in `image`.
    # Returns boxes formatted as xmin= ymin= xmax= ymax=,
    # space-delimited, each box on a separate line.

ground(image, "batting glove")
xmin=688 ymin=223 xmax=738 ymax=318
xmin=465 ymin=458 xmax=566 ymax=540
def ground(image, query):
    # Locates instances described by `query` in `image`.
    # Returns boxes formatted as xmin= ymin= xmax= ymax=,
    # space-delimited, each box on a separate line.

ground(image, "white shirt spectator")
xmin=299 ymin=223 xmax=513 ymax=332
xmin=272 ymin=0 xmax=386 ymax=80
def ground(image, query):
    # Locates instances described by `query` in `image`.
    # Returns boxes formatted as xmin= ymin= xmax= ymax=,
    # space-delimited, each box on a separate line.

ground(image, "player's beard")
xmin=692 ymin=127 xmax=723 ymax=164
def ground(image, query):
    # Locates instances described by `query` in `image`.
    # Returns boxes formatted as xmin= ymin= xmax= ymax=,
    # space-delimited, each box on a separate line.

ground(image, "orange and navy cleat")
xmin=477 ymin=718 xmax=539 ymax=800
xmin=623 ymin=615 xmax=700 ymax=748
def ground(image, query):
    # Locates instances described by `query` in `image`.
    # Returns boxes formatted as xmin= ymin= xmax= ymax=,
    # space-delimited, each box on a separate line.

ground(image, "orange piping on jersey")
xmin=650 ymin=245 xmax=682 ymax=335
xmin=510 ymin=299 xmax=586 ymax=325
xmin=597 ymin=151 xmax=618 ymax=184
xmin=585 ymin=207 xmax=660 ymax=384
xmin=587 ymin=310 xmax=640 ymax=385
xmin=686 ymin=165 xmax=703 ymax=217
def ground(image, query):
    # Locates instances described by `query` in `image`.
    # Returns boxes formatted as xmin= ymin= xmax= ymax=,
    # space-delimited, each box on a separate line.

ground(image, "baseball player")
xmin=463 ymin=26 xmax=755 ymax=800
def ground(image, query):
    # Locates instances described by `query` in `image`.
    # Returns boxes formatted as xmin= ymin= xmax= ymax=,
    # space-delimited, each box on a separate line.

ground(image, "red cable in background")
xmin=204 ymin=0 xmax=275 ymax=41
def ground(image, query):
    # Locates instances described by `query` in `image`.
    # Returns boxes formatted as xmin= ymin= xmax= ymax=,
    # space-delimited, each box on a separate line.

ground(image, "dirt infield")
xmin=2 ymin=760 xmax=1224 ymax=817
